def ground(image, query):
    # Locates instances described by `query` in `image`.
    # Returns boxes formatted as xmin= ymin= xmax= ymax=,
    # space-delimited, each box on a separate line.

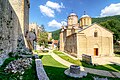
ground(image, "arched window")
xmin=94 ymin=32 xmax=98 ymax=37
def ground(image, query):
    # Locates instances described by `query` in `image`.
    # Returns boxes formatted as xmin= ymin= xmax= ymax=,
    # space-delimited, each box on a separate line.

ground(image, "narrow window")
xmin=94 ymin=32 xmax=98 ymax=37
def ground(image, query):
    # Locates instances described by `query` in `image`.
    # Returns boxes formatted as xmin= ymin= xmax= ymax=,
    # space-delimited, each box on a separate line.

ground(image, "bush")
xmin=8 ymin=52 xmax=14 ymax=57
xmin=114 ymin=51 xmax=120 ymax=54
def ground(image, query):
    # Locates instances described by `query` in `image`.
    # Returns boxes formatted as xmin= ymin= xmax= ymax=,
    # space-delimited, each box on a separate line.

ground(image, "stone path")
xmin=49 ymin=51 xmax=120 ymax=78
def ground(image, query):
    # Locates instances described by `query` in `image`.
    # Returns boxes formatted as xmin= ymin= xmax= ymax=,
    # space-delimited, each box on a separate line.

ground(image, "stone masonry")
xmin=0 ymin=0 xmax=30 ymax=65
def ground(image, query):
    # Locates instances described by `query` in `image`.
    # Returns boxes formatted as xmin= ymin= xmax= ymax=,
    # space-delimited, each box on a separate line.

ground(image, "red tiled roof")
xmin=53 ymin=40 xmax=58 ymax=44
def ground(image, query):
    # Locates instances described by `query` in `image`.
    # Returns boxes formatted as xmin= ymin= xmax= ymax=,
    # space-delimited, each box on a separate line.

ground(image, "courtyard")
xmin=1 ymin=0 xmax=120 ymax=79
xmin=37 ymin=51 xmax=120 ymax=80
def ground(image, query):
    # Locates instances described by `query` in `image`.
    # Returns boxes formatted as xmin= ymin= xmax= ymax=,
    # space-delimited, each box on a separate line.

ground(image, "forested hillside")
xmin=52 ymin=15 xmax=120 ymax=43
xmin=52 ymin=29 xmax=61 ymax=40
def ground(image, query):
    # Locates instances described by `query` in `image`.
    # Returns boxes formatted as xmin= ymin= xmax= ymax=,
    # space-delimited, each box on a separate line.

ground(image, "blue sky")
xmin=29 ymin=0 xmax=120 ymax=32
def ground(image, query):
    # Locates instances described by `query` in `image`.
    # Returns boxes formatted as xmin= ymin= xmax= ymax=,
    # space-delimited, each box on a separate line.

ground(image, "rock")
xmin=4 ymin=58 xmax=32 ymax=74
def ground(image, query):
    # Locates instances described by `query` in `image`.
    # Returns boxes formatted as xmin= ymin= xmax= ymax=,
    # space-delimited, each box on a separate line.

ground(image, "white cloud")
xmin=48 ymin=20 xmax=67 ymax=28
xmin=39 ymin=1 xmax=65 ymax=17
xmin=100 ymin=3 xmax=120 ymax=17
xmin=46 ymin=1 xmax=65 ymax=12
xmin=39 ymin=5 xmax=54 ymax=17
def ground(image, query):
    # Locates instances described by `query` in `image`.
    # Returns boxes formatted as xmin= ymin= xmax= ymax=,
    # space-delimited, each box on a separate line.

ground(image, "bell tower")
xmin=80 ymin=11 xmax=91 ymax=28
xmin=67 ymin=13 xmax=78 ymax=28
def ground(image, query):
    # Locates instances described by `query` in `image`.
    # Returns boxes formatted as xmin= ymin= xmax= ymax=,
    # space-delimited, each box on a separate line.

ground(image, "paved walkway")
xmin=49 ymin=51 xmax=120 ymax=78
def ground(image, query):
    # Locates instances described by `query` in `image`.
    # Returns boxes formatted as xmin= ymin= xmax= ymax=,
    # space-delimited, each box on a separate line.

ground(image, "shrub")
xmin=8 ymin=52 xmax=14 ymax=57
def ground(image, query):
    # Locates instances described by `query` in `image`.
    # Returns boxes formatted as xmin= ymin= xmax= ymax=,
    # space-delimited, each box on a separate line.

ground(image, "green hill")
xmin=52 ymin=15 xmax=120 ymax=42
xmin=52 ymin=29 xmax=61 ymax=40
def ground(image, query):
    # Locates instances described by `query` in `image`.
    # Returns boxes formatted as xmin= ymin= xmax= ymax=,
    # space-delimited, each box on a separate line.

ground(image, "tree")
xmin=38 ymin=31 xmax=48 ymax=47
xmin=41 ymin=25 xmax=45 ymax=32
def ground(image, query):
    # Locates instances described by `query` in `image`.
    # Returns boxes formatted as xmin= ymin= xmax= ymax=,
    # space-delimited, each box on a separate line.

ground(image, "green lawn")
xmin=40 ymin=55 xmax=119 ymax=80
xmin=53 ymin=50 xmax=120 ymax=72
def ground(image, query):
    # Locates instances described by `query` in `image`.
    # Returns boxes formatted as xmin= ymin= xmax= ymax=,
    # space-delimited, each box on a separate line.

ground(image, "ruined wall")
xmin=0 ymin=0 xmax=30 ymax=65
xmin=0 ymin=0 xmax=20 ymax=65
xmin=9 ymin=0 xmax=30 ymax=48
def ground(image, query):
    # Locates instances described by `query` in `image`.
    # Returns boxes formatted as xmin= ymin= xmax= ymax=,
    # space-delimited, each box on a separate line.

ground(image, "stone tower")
xmin=80 ymin=12 xmax=91 ymax=28
xmin=9 ymin=0 xmax=30 ymax=48
xmin=67 ymin=13 xmax=78 ymax=28
xmin=67 ymin=13 xmax=78 ymax=36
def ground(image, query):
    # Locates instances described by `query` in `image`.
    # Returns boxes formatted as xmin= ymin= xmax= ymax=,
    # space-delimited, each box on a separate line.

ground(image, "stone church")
xmin=60 ymin=13 xmax=114 ymax=58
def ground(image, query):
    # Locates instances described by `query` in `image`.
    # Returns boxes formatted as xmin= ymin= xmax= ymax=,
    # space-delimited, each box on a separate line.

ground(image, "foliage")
xmin=114 ymin=45 xmax=120 ymax=54
xmin=41 ymin=24 xmax=45 ymax=32
xmin=92 ymin=15 xmax=120 ymax=23
xmin=53 ymin=50 xmax=120 ymax=72
xmin=38 ymin=31 xmax=48 ymax=47
xmin=52 ymin=29 xmax=61 ymax=40
xmin=8 ymin=52 xmax=14 ymax=57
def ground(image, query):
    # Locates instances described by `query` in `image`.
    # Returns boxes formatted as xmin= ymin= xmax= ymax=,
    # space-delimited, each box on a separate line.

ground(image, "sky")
xmin=29 ymin=0 xmax=120 ymax=32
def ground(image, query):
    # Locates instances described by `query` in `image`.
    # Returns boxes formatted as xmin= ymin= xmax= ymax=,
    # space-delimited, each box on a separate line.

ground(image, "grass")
xmin=0 ymin=57 xmax=17 ymax=80
xmin=53 ymin=50 xmax=120 ymax=72
xmin=40 ymin=55 xmax=119 ymax=80
xmin=22 ymin=60 xmax=38 ymax=80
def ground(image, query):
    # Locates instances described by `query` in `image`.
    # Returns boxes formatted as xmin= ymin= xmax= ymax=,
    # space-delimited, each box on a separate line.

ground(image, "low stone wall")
xmin=35 ymin=59 xmax=49 ymax=80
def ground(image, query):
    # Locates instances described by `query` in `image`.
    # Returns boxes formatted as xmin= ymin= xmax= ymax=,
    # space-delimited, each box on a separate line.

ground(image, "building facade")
xmin=60 ymin=13 xmax=114 ymax=58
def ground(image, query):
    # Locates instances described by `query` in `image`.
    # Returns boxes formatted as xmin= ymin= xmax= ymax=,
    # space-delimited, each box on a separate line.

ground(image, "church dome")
xmin=69 ymin=13 xmax=77 ymax=16
xmin=81 ymin=14 xmax=90 ymax=18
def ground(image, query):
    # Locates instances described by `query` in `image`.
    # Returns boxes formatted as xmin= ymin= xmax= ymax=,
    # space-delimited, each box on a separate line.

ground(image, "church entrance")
xmin=94 ymin=48 xmax=98 ymax=56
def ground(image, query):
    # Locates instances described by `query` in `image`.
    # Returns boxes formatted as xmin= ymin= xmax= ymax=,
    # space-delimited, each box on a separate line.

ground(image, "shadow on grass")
xmin=80 ymin=60 xmax=120 ymax=72
xmin=43 ymin=65 xmax=98 ymax=80
xmin=22 ymin=60 xmax=38 ymax=80
xmin=108 ymin=63 xmax=120 ymax=72
xmin=43 ymin=65 xmax=120 ymax=80
xmin=39 ymin=55 xmax=43 ymax=59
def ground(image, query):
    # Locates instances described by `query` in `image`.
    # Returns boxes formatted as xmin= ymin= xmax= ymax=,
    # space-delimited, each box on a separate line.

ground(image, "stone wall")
xmin=65 ymin=33 xmax=77 ymax=57
xmin=35 ymin=59 xmax=49 ymax=80
xmin=0 ymin=0 xmax=19 ymax=65
xmin=0 ymin=0 xmax=30 ymax=65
